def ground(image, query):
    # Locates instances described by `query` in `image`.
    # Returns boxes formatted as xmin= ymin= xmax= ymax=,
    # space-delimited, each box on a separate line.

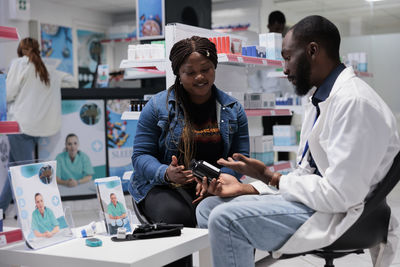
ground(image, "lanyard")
xmin=298 ymin=111 xmax=319 ymax=165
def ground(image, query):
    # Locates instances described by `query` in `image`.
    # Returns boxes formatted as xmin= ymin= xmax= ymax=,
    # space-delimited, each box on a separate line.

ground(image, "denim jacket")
xmin=129 ymin=86 xmax=250 ymax=202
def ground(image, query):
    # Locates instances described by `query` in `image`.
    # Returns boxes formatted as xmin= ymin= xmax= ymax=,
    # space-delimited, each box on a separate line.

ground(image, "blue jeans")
xmin=196 ymin=194 xmax=315 ymax=267
xmin=0 ymin=134 xmax=38 ymax=212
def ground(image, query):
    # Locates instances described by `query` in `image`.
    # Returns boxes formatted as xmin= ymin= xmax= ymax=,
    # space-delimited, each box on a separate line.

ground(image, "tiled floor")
xmin=3 ymin=187 xmax=400 ymax=267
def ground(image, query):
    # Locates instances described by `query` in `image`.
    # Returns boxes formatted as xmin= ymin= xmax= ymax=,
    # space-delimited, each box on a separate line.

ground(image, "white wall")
xmin=0 ymin=0 xmax=113 ymax=72
xmin=212 ymin=0 xmax=262 ymax=33
xmin=341 ymin=33 xmax=400 ymax=117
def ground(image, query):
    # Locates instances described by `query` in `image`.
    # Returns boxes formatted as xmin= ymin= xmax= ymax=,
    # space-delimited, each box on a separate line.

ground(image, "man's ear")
xmin=307 ymin=42 xmax=319 ymax=60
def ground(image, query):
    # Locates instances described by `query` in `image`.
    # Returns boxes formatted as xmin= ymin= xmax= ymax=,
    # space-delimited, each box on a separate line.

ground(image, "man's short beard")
xmin=294 ymin=52 xmax=312 ymax=96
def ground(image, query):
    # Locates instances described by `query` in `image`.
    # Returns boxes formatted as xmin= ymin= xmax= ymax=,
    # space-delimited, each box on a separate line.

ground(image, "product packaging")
xmin=259 ymin=33 xmax=282 ymax=60
xmin=273 ymin=125 xmax=297 ymax=146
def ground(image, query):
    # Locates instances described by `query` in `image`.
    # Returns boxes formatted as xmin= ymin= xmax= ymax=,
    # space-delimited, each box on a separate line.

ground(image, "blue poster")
xmin=136 ymin=0 xmax=164 ymax=39
xmin=0 ymin=74 xmax=6 ymax=121
xmin=77 ymin=29 xmax=106 ymax=88
xmin=106 ymin=100 xmax=137 ymax=191
xmin=40 ymin=24 xmax=73 ymax=75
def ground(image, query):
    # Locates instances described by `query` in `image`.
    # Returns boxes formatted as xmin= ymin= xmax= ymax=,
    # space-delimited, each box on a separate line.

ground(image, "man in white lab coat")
xmin=196 ymin=15 xmax=400 ymax=267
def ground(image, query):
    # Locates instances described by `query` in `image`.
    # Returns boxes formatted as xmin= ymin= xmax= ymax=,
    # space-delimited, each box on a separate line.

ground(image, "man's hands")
xmin=194 ymin=173 xmax=258 ymax=200
xmin=165 ymin=156 xmax=194 ymax=185
xmin=217 ymin=153 xmax=275 ymax=185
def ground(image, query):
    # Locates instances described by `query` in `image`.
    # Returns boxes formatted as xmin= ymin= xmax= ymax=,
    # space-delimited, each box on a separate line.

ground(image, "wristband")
xmin=164 ymin=171 xmax=171 ymax=183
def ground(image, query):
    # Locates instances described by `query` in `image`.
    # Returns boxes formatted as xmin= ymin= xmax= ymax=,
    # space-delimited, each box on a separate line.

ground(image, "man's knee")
xmin=208 ymin=204 xmax=232 ymax=233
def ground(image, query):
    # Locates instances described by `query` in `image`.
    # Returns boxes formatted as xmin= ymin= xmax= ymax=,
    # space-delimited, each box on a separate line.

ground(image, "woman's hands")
xmin=165 ymin=155 xmax=194 ymax=185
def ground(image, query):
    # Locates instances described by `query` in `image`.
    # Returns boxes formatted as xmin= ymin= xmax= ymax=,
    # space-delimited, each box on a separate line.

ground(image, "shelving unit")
xmin=267 ymin=70 xmax=373 ymax=78
xmin=100 ymin=37 xmax=136 ymax=44
xmin=121 ymin=111 xmax=141 ymax=120
xmin=218 ymin=53 xmax=283 ymax=67
xmin=245 ymin=108 xmax=291 ymax=117
xmin=0 ymin=121 xmax=20 ymax=134
xmin=120 ymin=59 xmax=168 ymax=72
xmin=0 ymin=26 xmax=20 ymax=134
xmin=0 ymin=26 xmax=19 ymax=42
xmin=124 ymin=67 xmax=166 ymax=80
xmin=273 ymin=145 xmax=299 ymax=153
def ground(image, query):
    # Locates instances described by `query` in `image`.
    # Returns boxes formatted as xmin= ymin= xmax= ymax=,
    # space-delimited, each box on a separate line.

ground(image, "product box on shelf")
xmin=273 ymin=125 xmax=297 ymax=146
xmin=250 ymin=135 xmax=274 ymax=166
xmin=127 ymin=43 xmax=165 ymax=60
xmin=259 ymin=33 xmax=282 ymax=60
xmin=244 ymin=93 xmax=275 ymax=109
xmin=230 ymin=37 xmax=243 ymax=55
xmin=242 ymin=46 xmax=266 ymax=58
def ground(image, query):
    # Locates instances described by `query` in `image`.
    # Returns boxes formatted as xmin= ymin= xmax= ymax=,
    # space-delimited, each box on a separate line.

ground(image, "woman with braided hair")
xmin=0 ymin=37 xmax=76 ymax=215
xmin=129 ymin=36 xmax=249 ymax=266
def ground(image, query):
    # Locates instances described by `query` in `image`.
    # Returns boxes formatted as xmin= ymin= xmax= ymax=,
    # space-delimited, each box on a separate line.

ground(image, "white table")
xmin=0 ymin=227 xmax=211 ymax=267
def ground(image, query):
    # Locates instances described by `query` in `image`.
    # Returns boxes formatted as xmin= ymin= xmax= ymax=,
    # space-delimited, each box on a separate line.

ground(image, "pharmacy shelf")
xmin=267 ymin=71 xmax=286 ymax=78
xmin=273 ymin=145 xmax=299 ymax=153
xmin=0 ymin=26 xmax=19 ymax=42
xmin=0 ymin=121 xmax=20 ymax=134
xmin=274 ymin=105 xmax=303 ymax=115
xmin=120 ymin=59 xmax=168 ymax=72
xmin=218 ymin=53 xmax=283 ymax=67
xmin=101 ymin=37 xmax=137 ymax=44
xmin=267 ymin=70 xmax=373 ymax=78
xmin=355 ymin=71 xmax=373 ymax=78
xmin=124 ymin=67 xmax=166 ymax=79
xmin=121 ymin=111 xmax=141 ymax=120
xmin=267 ymin=161 xmax=292 ymax=172
xmin=245 ymin=109 xmax=291 ymax=117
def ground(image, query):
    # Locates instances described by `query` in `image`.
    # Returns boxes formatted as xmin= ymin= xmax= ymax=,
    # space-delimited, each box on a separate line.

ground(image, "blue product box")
xmin=0 ymin=74 xmax=6 ymax=121
xmin=255 ymin=151 xmax=274 ymax=166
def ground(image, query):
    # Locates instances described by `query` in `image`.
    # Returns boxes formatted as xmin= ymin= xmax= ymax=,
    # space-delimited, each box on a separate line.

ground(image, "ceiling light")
xmin=365 ymin=0 xmax=384 ymax=2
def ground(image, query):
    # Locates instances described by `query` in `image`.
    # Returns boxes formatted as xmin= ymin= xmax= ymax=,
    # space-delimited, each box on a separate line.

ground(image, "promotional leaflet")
xmin=95 ymin=176 xmax=132 ymax=235
xmin=9 ymin=161 xmax=73 ymax=249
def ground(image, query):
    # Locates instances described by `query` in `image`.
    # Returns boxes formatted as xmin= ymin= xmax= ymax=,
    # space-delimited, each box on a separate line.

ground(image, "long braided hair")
xmin=168 ymin=36 xmax=218 ymax=168
xmin=17 ymin=37 xmax=50 ymax=86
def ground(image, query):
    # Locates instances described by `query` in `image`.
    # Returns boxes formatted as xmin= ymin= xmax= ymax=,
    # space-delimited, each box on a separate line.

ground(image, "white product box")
xmin=253 ymin=135 xmax=274 ymax=153
xmin=244 ymin=93 xmax=275 ymax=109
xmin=249 ymin=136 xmax=274 ymax=165
xmin=273 ymin=125 xmax=296 ymax=146
xmin=259 ymin=33 xmax=282 ymax=60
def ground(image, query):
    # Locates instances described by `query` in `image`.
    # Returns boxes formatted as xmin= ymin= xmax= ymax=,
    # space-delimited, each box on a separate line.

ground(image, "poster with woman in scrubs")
xmin=9 ymin=161 xmax=73 ymax=249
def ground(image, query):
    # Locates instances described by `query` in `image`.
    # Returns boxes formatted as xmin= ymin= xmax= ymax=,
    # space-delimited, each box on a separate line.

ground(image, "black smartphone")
xmin=190 ymin=159 xmax=221 ymax=183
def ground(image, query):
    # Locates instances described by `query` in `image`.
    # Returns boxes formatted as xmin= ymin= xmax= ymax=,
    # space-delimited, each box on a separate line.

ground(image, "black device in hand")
xmin=190 ymin=159 xmax=221 ymax=183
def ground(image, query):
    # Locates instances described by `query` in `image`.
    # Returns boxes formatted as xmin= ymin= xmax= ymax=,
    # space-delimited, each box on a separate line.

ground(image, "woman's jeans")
xmin=196 ymin=194 xmax=314 ymax=267
xmin=0 ymin=134 xmax=38 ymax=212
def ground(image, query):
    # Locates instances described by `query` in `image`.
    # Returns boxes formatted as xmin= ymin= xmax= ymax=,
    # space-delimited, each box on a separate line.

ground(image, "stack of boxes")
xmin=250 ymin=135 xmax=274 ymax=166
xmin=127 ymin=41 xmax=165 ymax=61
xmin=259 ymin=33 xmax=283 ymax=60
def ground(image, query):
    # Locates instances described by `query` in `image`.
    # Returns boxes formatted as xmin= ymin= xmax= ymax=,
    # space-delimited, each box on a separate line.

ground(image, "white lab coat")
xmin=274 ymin=67 xmax=400 ymax=266
xmin=6 ymin=56 xmax=77 ymax=137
